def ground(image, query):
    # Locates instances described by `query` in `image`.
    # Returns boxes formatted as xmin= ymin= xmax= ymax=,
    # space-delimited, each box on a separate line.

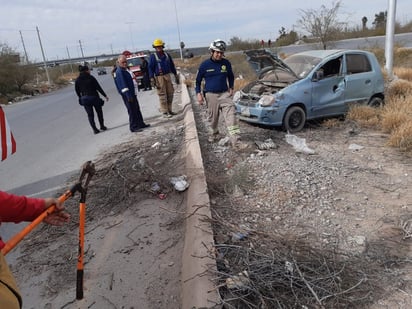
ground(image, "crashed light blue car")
xmin=234 ymin=49 xmax=385 ymax=133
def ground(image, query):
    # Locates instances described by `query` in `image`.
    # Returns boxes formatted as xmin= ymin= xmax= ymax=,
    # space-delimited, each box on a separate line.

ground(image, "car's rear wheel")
xmin=283 ymin=106 xmax=306 ymax=133
xmin=368 ymin=96 xmax=384 ymax=108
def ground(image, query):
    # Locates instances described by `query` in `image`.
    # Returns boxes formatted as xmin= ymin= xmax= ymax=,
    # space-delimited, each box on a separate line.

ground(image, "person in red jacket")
xmin=0 ymin=191 xmax=70 ymax=309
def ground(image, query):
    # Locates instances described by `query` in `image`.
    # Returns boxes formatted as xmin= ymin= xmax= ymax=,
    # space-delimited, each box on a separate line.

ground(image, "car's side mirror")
xmin=313 ymin=70 xmax=324 ymax=81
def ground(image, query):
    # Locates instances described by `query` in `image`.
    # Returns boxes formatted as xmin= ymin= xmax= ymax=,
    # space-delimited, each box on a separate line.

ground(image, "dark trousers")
xmin=121 ymin=95 xmax=146 ymax=131
xmin=81 ymin=96 xmax=104 ymax=130
xmin=142 ymin=72 xmax=151 ymax=90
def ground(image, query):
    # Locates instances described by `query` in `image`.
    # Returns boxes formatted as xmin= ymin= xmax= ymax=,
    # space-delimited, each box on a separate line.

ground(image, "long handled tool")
xmin=75 ymin=161 xmax=95 ymax=299
xmin=1 ymin=161 xmax=95 ymax=300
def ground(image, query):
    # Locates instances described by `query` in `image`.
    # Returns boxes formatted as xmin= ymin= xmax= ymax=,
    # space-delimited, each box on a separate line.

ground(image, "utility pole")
xmin=66 ymin=46 xmax=74 ymax=73
xmin=173 ymin=0 xmax=183 ymax=60
xmin=19 ymin=30 xmax=29 ymax=63
xmin=79 ymin=40 xmax=85 ymax=62
xmin=385 ymin=0 xmax=397 ymax=79
xmin=36 ymin=26 xmax=51 ymax=86
xmin=125 ymin=22 xmax=135 ymax=51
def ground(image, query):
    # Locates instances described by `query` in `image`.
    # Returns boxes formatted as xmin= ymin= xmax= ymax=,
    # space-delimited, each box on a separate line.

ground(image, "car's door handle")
xmin=333 ymin=85 xmax=338 ymax=92
xmin=365 ymin=79 xmax=371 ymax=84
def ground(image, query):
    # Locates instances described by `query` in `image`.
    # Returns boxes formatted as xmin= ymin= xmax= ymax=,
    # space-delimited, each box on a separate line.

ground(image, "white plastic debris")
xmin=285 ymin=134 xmax=315 ymax=154
xmin=151 ymin=142 xmax=161 ymax=149
xmin=348 ymin=143 xmax=364 ymax=151
xmin=225 ymin=271 xmax=250 ymax=289
xmin=170 ymin=175 xmax=189 ymax=191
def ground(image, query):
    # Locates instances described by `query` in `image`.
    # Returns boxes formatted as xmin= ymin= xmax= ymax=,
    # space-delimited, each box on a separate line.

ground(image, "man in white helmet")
xmin=195 ymin=39 xmax=242 ymax=148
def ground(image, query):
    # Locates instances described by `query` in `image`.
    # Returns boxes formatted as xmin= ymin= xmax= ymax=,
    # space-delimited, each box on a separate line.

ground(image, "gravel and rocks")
xmin=191 ymin=89 xmax=412 ymax=308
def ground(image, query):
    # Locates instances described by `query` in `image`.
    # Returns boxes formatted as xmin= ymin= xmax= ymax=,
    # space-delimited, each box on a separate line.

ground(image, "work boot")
xmin=100 ymin=126 xmax=107 ymax=131
xmin=168 ymin=111 xmax=177 ymax=115
xmin=93 ymin=129 xmax=100 ymax=134
xmin=163 ymin=112 xmax=172 ymax=118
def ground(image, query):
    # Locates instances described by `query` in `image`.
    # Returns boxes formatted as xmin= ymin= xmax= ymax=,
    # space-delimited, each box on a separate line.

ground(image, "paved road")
xmin=0 ymin=70 xmax=160 ymax=238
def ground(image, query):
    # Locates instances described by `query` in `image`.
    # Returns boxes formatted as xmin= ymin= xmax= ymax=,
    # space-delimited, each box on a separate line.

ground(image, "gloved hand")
xmin=150 ymin=78 xmax=157 ymax=89
xmin=175 ymin=74 xmax=180 ymax=85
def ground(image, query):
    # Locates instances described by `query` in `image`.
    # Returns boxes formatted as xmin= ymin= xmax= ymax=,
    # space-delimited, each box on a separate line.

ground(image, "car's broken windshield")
xmin=284 ymin=55 xmax=322 ymax=78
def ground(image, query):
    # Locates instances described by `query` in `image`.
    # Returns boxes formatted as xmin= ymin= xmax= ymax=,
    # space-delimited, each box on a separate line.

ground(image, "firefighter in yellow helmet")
xmin=148 ymin=38 xmax=180 ymax=118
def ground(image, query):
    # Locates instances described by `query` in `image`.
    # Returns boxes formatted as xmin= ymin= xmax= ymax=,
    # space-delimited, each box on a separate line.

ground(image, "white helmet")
xmin=209 ymin=39 xmax=226 ymax=52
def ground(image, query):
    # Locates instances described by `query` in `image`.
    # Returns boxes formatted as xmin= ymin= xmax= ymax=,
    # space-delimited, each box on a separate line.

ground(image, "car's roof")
xmin=290 ymin=49 xmax=371 ymax=58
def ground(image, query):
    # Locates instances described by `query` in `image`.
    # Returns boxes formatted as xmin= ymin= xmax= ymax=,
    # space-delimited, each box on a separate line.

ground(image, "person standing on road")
xmin=113 ymin=54 xmax=150 ymax=132
xmin=75 ymin=65 xmax=109 ymax=135
xmin=195 ymin=39 xmax=243 ymax=148
xmin=140 ymin=56 xmax=151 ymax=91
xmin=148 ymin=38 xmax=179 ymax=118
xmin=0 ymin=191 xmax=70 ymax=309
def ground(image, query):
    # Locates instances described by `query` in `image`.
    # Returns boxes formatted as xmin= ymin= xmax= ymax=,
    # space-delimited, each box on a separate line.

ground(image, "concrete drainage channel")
xmin=180 ymin=76 xmax=220 ymax=309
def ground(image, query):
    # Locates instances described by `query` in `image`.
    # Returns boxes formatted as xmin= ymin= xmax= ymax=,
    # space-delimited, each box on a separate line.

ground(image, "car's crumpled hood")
xmin=244 ymin=49 xmax=298 ymax=80
xmin=240 ymin=50 xmax=298 ymax=97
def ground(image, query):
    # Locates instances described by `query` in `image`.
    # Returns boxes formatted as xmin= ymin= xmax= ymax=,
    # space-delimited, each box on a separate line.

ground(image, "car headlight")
xmin=233 ymin=91 xmax=241 ymax=102
xmin=259 ymin=95 xmax=275 ymax=107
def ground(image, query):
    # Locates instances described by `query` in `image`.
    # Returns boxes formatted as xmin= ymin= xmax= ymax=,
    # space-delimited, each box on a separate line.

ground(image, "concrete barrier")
xmin=180 ymin=76 xmax=221 ymax=308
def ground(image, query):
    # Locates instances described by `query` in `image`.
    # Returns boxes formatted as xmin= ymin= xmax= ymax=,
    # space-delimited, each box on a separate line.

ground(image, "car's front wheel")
xmin=283 ymin=106 xmax=306 ymax=133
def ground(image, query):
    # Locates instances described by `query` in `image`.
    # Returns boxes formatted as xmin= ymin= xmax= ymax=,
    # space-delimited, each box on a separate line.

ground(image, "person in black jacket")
xmin=140 ymin=56 xmax=151 ymax=91
xmin=75 ymin=65 xmax=109 ymax=134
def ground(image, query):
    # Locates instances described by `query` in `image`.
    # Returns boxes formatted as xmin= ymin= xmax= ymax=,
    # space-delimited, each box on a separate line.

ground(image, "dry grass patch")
xmin=386 ymin=78 xmax=412 ymax=98
xmin=347 ymin=105 xmax=381 ymax=128
xmin=386 ymin=122 xmax=412 ymax=151
xmin=381 ymin=96 xmax=412 ymax=133
xmin=394 ymin=67 xmax=412 ymax=81
xmin=321 ymin=118 xmax=343 ymax=129
xmin=234 ymin=78 xmax=251 ymax=92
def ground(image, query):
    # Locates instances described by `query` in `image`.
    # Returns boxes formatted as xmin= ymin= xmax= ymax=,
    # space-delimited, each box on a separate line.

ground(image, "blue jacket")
xmin=148 ymin=51 xmax=177 ymax=78
xmin=114 ymin=66 xmax=136 ymax=100
xmin=195 ymin=57 xmax=234 ymax=94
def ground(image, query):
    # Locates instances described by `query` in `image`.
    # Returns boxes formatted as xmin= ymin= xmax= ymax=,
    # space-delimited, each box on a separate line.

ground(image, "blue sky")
xmin=1 ymin=0 xmax=411 ymax=62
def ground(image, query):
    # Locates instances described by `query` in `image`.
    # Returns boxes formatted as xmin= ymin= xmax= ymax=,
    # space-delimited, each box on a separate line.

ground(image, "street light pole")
xmin=125 ymin=22 xmax=135 ymax=51
xmin=385 ymin=0 xmax=397 ymax=79
xmin=19 ymin=30 xmax=29 ymax=63
xmin=173 ymin=0 xmax=183 ymax=60
xmin=36 ymin=26 xmax=51 ymax=86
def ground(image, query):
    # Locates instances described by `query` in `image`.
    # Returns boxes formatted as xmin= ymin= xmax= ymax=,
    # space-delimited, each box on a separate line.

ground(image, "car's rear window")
xmin=345 ymin=54 xmax=372 ymax=74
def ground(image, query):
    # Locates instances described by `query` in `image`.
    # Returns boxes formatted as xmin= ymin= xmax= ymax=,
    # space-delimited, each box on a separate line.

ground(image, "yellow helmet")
xmin=152 ymin=38 xmax=165 ymax=48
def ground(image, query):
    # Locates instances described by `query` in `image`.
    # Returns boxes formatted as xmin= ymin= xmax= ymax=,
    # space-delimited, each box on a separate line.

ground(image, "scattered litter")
xmin=218 ymin=136 xmax=230 ymax=146
xmin=170 ymin=175 xmax=189 ymax=191
xmin=285 ymin=134 xmax=315 ymax=154
xmin=231 ymin=232 xmax=248 ymax=241
xmin=226 ymin=271 xmax=250 ymax=290
xmin=255 ymin=138 xmax=277 ymax=150
xmin=348 ymin=143 xmax=364 ymax=151
xmin=151 ymin=142 xmax=161 ymax=149
xmin=285 ymin=261 xmax=294 ymax=274
xmin=150 ymin=182 xmax=160 ymax=193
xmin=158 ymin=193 xmax=167 ymax=200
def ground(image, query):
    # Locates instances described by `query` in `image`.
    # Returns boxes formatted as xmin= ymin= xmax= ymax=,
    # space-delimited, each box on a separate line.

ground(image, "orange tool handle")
xmin=1 ymin=190 xmax=73 ymax=256
xmin=76 ymin=202 xmax=86 ymax=299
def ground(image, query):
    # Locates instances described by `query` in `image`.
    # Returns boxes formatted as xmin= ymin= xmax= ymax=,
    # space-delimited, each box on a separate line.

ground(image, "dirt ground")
xmin=6 ymin=85 xmax=412 ymax=308
xmin=8 ymin=110 xmax=188 ymax=309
